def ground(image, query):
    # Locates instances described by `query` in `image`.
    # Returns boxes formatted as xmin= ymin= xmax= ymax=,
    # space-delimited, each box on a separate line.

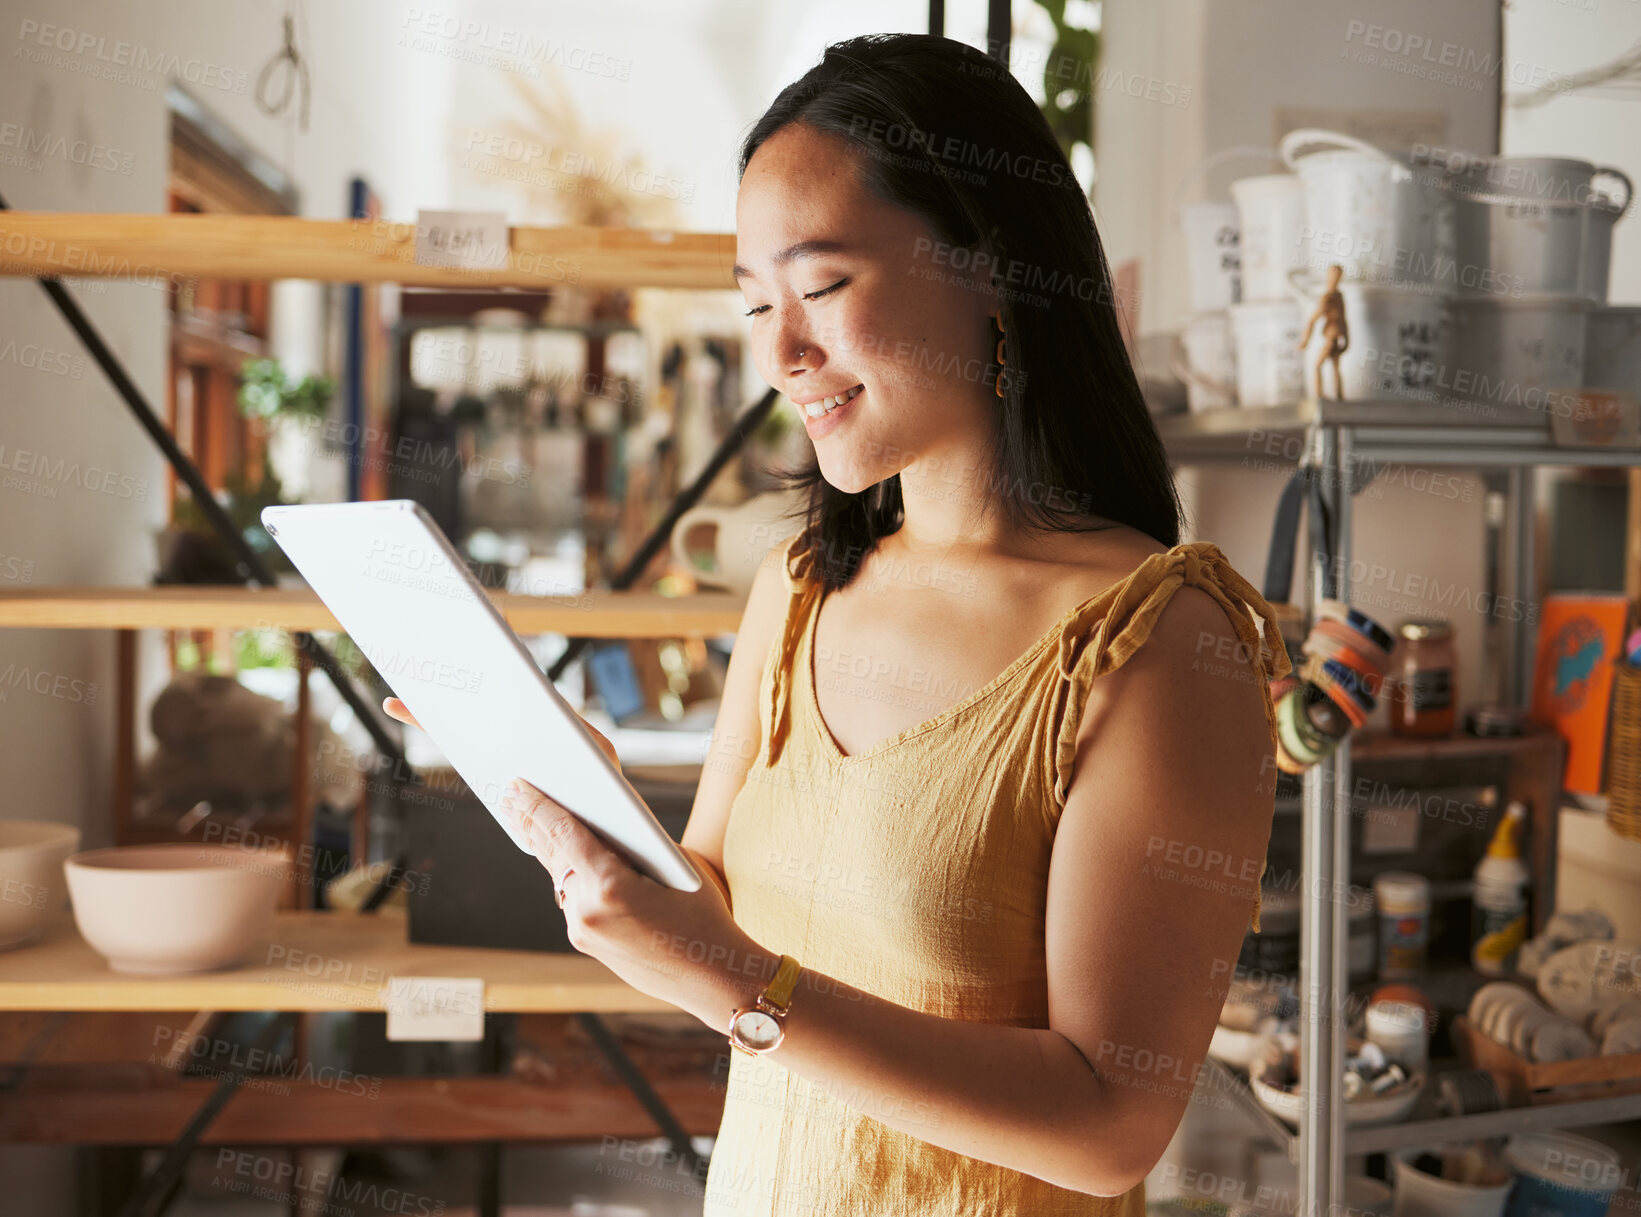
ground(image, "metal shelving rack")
xmin=1157 ymin=398 xmax=1641 ymax=1210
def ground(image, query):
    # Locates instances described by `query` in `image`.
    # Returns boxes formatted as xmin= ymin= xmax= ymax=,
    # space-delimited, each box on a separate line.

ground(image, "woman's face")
xmin=735 ymin=122 xmax=998 ymax=496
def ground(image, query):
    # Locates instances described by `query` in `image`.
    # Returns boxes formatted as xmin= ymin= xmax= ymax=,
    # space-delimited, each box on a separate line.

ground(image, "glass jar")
xmin=1388 ymin=619 xmax=1457 ymax=737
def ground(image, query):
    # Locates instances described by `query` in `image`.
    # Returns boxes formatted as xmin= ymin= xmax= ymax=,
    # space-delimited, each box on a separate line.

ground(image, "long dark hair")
xmin=741 ymin=32 xmax=1182 ymax=594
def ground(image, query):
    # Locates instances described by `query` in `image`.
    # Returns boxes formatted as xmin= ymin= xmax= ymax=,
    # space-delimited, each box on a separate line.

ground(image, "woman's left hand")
xmin=500 ymin=777 xmax=764 ymax=1030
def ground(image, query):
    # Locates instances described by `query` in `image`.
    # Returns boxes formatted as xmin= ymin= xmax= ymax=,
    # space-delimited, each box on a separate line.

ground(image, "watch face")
xmin=731 ymin=1008 xmax=783 ymax=1052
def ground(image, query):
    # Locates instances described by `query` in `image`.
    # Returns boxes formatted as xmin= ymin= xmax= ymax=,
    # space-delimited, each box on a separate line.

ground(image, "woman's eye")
xmin=743 ymin=279 xmax=848 ymax=318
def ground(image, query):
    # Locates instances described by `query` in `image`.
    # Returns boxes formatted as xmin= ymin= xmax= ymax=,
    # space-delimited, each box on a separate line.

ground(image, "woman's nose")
xmin=772 ymin=313 xmax=823 ymax=376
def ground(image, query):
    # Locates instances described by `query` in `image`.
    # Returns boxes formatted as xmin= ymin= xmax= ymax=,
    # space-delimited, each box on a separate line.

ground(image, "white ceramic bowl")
xmin=1249 ymin=1038 xmax=1425 ymax=1128
xmin=1210 ymin=1021 xmax=1274 ymax=1070
xmin=0 ymin=820 xmax=82 ymax=949
xmin=65 ymin=844 xmax=289 ymax=974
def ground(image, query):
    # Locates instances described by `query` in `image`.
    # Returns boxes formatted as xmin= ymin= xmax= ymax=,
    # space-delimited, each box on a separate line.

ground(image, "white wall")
xmin=1501 ymin=0 xmax=1641 ymax=303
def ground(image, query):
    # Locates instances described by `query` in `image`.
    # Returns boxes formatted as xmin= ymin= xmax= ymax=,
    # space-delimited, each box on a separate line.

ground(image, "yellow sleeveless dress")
xmin=703 ymin=529 xmax=1290 ymax=1216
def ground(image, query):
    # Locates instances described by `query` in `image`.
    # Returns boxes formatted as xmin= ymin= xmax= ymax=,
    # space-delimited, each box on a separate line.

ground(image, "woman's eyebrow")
xmin=732 ymin=238 xmax=856 ymax=281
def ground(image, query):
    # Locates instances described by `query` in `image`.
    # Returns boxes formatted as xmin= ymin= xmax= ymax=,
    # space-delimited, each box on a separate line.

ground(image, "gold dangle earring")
xmin=994 ymin=311 xmax=1007 ymax=399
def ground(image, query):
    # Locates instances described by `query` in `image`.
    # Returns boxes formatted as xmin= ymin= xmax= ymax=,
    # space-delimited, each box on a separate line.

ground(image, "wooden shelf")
xmin=0 ymin=213 xmax=736 ymax=290
xmin=0 ymin=1070 xmax=728 ymax=1145
xmin=1350 ymin=728 xmax=1563 ymax=762
xmin=0 ymin=910 xmax=676 ymax=1013
xmin=0 ymin=585 xmax=745 ymax=637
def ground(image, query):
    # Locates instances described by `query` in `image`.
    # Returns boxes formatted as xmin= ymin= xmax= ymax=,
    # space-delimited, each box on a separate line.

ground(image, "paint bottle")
xmin=1374 ymin=871 xmax=1430 ymax=980
xmin=1472 ymin=802 xmax=1530 ymax=976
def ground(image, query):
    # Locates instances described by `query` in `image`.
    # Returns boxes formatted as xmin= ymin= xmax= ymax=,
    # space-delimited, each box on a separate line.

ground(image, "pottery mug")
xmin=670 ymin=489 xmax=806 ymax=595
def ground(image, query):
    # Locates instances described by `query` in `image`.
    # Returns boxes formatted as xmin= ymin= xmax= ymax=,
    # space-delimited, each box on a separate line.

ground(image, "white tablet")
xmin=262 ymin=500 xmax=702 ymax=892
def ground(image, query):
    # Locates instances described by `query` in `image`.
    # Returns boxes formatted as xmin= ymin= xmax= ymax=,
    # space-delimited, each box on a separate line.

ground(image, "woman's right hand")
xmin=382 ymin=696 xmax=622 ymax=767
xmin=383 ymin=696 xmax=730 ymax=903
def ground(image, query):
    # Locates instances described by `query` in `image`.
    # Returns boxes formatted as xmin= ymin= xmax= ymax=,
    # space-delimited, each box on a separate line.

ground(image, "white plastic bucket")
xmin=1172 ymin=146 xmax=1284 ymax=313
xmin=1585 ymin=305 xmax=1641 ymax=400
xmin=1229 ymin=299 xmax=1305 ymax=407
xmin=1174 ymin=311 xmax=1237 ymax=413
xmin=1282 ymin=128 xmax=1454 ymax=292
xmin=1449 ymin=296 xmax=1591 ymax=422
xmin=1502 ymin=1131 xmax=1622 ymax=1217
xmin=1286 ymin=269 xmax=1452 ymax=402
xmin=1392 ymin=1148 xmax=1513 ymax=1217
xmin=1233 ymin=173 xmax=1307 ymax=302
xmin=1181 ymin=202 xmax=1242 ymax=312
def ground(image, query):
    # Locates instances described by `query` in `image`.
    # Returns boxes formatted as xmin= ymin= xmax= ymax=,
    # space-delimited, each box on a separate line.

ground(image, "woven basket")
xmin=1610 ymin=662 xmax=1641 ymax=841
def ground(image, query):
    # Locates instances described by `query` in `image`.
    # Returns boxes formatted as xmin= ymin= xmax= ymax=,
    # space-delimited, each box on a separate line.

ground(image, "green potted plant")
xmin=155 ymin=359 xmax=336 ymax=584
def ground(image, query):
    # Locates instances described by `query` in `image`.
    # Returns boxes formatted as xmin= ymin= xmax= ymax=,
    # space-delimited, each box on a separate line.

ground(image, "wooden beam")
xmin=0 ymin=214 xmax=737 ymax=290
xmin=0 ymin=911 xmax=680 ymax=1013
xmin=0 ymin=1070 xmax=727 ymax=1145
xmin=0 ymin=585 xmax=745 ymax=637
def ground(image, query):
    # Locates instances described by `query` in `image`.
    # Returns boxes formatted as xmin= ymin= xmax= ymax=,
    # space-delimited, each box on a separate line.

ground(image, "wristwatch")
xmin=727 ymin=954 xmax=802 ymax=1055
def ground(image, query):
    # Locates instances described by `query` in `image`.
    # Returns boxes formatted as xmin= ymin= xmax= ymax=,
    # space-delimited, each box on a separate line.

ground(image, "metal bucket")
xmin=1448 ymin=295 xmax=1591 ymax=423
xmin=1228 ymin=298 xmax=1305 ymax=407
xmin=1423 ymin=150 xmax=1633 ymax=302
xmin=1173 ymin=311 xmax=1237 ymax=412
xmin=1233 ymin=173 xmax=1307 ymax=302
xmin=1286 ymin=269 xmax=1451 ymax=402
xmin=1582 ymin=186 xmax=1631 ymax=303
xmin=1280 ymin=128 xmax=1453 ymax=291
xmin=1585 ymin=305 xmax=1641 ymax=397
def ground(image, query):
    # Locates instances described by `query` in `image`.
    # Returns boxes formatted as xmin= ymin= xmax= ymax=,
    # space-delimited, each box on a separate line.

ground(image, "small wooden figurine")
xmin=1299 ymin=263 xmax=1350 ymax=401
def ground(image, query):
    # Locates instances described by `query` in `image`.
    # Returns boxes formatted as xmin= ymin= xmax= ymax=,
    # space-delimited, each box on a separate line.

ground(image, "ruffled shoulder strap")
xmin=763 ymin=528 xmax=821 ymax=767
xmin=1047 ymin=541 xmax=1292 ymax=932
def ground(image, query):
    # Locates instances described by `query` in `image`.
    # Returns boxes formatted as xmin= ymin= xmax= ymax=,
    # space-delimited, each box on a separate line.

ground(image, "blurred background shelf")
xmin=0 ymin=585 xmax=746 ymax=637
xmin=0 ymin=911 xmax=676 ymax=1013
xmin=0 ymin=213 xmax=736 ymax=290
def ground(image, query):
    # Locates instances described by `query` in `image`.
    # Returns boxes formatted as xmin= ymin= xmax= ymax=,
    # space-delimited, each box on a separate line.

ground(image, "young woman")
xmin=389 ymin=31 xmax=1288 ymax=1216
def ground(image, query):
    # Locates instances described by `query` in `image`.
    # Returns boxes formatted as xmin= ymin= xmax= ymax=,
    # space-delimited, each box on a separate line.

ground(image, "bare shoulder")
xmin=735 ymin=526 xmax=805 ymax=653
xmin=1041 ymin=523 xmax=1174 ymax=605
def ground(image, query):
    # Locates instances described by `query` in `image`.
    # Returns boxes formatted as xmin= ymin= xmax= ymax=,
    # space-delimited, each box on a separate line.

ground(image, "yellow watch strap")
xmin=763 ymin=954 xmax=802 ymax=1011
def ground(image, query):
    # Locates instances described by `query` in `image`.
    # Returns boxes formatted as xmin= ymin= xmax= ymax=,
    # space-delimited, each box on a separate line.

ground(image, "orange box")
xmin=1529 ymin=593 xmax=1630 ymax=794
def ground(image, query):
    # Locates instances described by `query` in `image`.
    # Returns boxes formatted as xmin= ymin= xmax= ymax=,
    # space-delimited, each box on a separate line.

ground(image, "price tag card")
xmin=384 ymin=976 xmax=485 ymax=1042
xmin=412 ymin=209 xmax=510 ymax=270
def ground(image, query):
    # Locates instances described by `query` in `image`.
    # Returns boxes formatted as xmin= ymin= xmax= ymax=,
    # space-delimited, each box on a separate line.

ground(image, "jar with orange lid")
xmin=1387 ymin=619 xmax=1457 ymax=738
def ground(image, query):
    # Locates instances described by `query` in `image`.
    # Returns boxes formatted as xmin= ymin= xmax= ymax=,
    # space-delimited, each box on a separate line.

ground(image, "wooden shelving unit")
xmin=0 ymin=585 xmax=745 ymax=636
xmin=0 ymin=212 xmax=737 ymax=290
xmin=0 ymin=911 xmax=675 ymax=1014
xmin=0 ymin=212 xmax=751 ymax=1024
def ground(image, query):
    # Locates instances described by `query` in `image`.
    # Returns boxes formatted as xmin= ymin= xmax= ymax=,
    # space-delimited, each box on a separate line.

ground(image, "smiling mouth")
xmin=800 ymin=384 xmax=863 ymax=418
